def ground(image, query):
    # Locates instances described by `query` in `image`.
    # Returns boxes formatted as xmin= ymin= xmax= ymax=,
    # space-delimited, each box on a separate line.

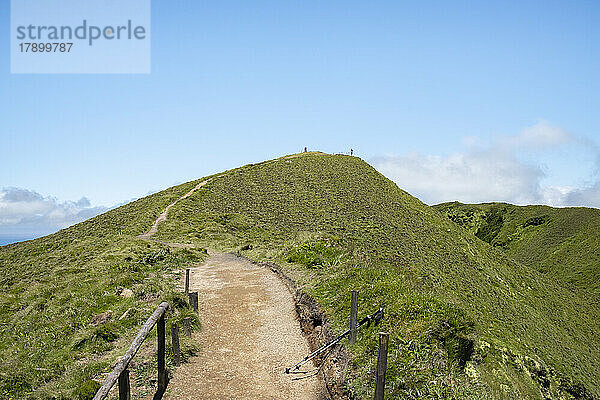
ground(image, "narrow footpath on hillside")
xmin=137 ymin=179 xmax=210 ymax=240
xmin=164 ymin=253 xmax=322 ymax=399
xmin=137 ymin=174 xmax=324 ymax=399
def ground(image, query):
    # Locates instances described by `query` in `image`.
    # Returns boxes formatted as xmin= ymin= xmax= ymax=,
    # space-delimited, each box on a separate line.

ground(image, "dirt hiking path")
xmin=138 ymin=180 xmax=210 ymax=239
xmin=165 ymin=253 xmax=323 ymax=400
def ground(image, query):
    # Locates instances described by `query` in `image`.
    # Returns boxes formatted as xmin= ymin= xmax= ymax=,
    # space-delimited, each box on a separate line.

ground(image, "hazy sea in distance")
xmin=0 ymin=235 xmax=37 ymax=246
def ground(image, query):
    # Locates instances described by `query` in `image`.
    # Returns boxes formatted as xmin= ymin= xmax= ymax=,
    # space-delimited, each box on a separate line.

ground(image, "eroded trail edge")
xmin=165 ymin=253 xmax=324 ymax=399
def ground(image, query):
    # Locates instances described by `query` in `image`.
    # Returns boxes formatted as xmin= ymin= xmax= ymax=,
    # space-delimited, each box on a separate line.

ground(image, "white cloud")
xmin=373 ymin=150 xmax=545 ymax=205
xmin=502 ymin=121 xmax=573 ymax=149
xmin=564 ymin=182 xmax=600 ymax=207
xmin=0 ymin=187 xmax=108 ymax=236
xmin=372 ymin=121 xmax=600 ymax=208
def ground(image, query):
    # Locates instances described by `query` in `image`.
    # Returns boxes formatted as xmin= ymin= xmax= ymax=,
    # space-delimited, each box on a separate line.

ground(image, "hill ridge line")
xmin=137 ymin=153 xmax=322 ymax=241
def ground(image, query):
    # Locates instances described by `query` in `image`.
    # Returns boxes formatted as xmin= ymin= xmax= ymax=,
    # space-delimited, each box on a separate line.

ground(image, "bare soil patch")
xmin=164 ymin=253 xmax=324 ymax=399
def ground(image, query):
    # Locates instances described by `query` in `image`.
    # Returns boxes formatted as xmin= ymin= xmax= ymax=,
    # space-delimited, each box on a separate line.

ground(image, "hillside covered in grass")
xmin=2 ymin=152 xmax=599 ymax=399
xmin=154 ymin=153 xmax=599 ymax=399
xmin=0 ymin=181 xmax=207 ymax=399
xmin=434 ymin=201 xmax=600 ymax=299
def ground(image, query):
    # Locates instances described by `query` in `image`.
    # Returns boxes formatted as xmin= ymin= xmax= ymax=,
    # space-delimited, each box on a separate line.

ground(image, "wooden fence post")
xmin=185 ymin=268 xmax=190 ymax=295
xmin=171 ymin=322 xmax=181 ymax=366
xmin=118 ymin=368 xmax=130 ymax=400
xmin=183 ymin=317 xmax=192 ymax=337
xmin=92 ymin=302 xmax=169 ymax=400
xmin=157 ymin=314 xmax=167 ymax=395
xmin=188 ymin=292 xmax=198 ymax=314
xmin=349 ymin=290 xmax=358 ymax=345
xmin=374 ymin=332 xmax=389 ymax=400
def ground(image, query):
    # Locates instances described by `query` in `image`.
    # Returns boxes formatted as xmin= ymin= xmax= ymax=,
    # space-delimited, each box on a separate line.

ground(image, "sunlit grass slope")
xmin=434 ymin=202 xmax=600 ymax=299
xmin=154 ymin=153 xmax=600 ymax=399
xmin=0 ymin=181 xmax=207 ymax=399
xmin=3 ymin=153 xmax=598 ymax=399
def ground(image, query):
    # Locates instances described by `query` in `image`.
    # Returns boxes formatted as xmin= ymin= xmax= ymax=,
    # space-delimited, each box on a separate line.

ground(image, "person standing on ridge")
xmin=350 ymin=148 xmax=353 ymax=156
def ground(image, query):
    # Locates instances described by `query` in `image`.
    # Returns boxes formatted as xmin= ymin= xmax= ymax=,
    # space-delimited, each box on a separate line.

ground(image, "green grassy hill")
xmin=434 ymin=201 xmax=600 ymax=299
xmin=0 ymin=182 xmax=207 ymax=399
xmin=1 ymin=153 xmax=599 ymax=399
xmin=154 ymin=153 xmax=598 ymax=399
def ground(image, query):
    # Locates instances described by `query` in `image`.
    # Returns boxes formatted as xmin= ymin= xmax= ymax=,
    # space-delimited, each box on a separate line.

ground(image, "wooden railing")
xmin=92 ymin=281 xmax=389 ymax=398
xmin=93 ymin=302 xmax=169 ymax=400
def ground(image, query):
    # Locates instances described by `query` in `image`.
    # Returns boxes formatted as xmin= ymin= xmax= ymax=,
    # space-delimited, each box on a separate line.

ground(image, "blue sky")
xmin=1 ymin=0 xmax=599 ymax=240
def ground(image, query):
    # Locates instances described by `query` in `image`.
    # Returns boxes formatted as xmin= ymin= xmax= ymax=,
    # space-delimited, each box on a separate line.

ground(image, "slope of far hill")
xmin=154 ymin=153 xmax=599 ymax=399
xmin=434 ymin=201 xmax=600 ymax=299
xmin=1 ymin=152 xmax=599 ymax=399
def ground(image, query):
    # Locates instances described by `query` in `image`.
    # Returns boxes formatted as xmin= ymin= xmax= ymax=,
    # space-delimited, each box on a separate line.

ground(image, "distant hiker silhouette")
xmin=304 ymin=147 xmax=307 ymax=152
xmin=350 ymin=148 xmax=353 ymax=156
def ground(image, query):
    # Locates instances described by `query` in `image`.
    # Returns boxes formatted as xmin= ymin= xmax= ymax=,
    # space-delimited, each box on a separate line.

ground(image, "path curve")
xmin=165 ymin=253 xmax=323 ymax=399
xmin=138 ymin=179 xmax=210 ymax=239
xmin=136 ymin=161 xmax=323 ymax=397
xmin=139 ymin=154 xmax=319 ymax=240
